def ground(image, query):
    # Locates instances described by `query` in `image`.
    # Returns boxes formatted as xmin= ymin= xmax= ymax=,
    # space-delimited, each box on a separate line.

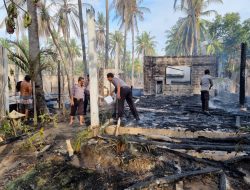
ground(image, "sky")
xmin=0 ymin=0 xmax=250 ymax=55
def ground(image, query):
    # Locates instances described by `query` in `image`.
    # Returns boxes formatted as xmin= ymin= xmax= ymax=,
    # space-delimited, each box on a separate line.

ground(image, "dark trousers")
xmin=117 ymin=87 xmax=139 ymax=119
xmin=70 ymin=98 xmax=84 ymax=116
xmin=201 ymin=91 xmax=209 ymax=111
xmin=84 ymin=93 xmax=90 ymax=114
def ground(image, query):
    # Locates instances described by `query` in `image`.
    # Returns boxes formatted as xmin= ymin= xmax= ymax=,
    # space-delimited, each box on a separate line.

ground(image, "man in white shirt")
xmin=200 ymin=69 xmax=213 ymax=112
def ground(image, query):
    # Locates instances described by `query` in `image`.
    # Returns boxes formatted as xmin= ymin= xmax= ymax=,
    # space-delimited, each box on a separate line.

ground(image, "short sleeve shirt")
xmin=112 ymin=77 xmax=129 ymax=88
xmin=72 ymin=84 xmax=85 ymax=100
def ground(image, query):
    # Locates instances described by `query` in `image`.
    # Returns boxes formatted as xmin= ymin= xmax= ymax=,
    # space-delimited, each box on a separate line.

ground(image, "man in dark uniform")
xmin=107 ymin=73 xmax=140 ymax=121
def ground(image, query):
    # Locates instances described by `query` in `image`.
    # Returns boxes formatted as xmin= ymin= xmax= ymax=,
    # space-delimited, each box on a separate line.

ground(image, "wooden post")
xmin=240 ymin=43 xmax=247 ymax=108
xmin=58 ymin=61 xmax=61 ymax=109
xmin=3 ymin=47 xmax=9 ymax=113
xmin=115 ymin=41 xmax=119 ymax=76
xmin=86 ymin=7 xmax=100 ymax=129
xmin=33 ymin=81 xmax=37 ymax=126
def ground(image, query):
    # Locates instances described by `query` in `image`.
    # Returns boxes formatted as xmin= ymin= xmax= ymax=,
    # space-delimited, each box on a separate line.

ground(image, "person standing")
xmin=84 ymin=75 xmax=90 ymax=115
xmin=107 ymin=73 xmax=140 ymax=121
xmin=20 ymin=75 xmax=32 ymax=120
xmin=200 ymin=69 xmax=213 ymax=112
xmin=70 ymin=77 xmax=85 ymax=126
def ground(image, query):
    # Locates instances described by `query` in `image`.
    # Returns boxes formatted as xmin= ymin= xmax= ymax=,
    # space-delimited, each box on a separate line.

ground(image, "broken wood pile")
xmin=98 ymin=134 xmax=250 ymax=189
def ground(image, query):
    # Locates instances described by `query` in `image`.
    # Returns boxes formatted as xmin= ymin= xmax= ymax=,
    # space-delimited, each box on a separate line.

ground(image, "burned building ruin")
xmin=143 ymin=56 xmax=217 ymax=95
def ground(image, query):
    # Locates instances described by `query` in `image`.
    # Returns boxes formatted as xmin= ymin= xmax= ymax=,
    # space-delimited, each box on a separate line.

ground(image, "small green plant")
xmin=22 ymin=128 xmax=45 ymax=151
xmin=39 ymin=113 xmax=58 ymax=128
xmin=0 ymin=119 xmax=14 ymax=138
xmin=73 ymin=129 xmax=93 ymax=153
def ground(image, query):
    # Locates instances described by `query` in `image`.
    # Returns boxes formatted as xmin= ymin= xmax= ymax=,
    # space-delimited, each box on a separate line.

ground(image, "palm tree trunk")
xmin=15 ymin=32 xmax=20 ymax=85
xmin=64 ymin=38 xmax=75 ymax=87
xmin=27 ymin=0 xmax=48 ymax=116
xmin=105 ymin=0 xmax=109 ymax=68
xmin=46 ymin=20 xmax=71 ymax=97
xmin=78 ymin=0 xmax=87 ymax=74
xmin=123 ymin=27 xmax=127 ymax=71
xmin=192 ymin=8 xmax=198 ymax=56
xmin=87 ymin=8 xmax=100 ymax=129
xmin=131 ymin=24 xmax=135 ymax=87
xmin=115 ymin=41 xmax=119 ymax=76
xmin=0 ymin=46 xmax=9 ymax=116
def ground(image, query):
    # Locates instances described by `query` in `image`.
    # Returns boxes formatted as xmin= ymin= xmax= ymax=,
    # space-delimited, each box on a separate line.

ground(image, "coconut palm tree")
xmin=136 ymin=31 xmax=156 ymax=58
xmin=68 ymin=38 xmax=81 ymax=58
xmin=125 ymin=0 xmax=150 ymax=86
xmin=173 ymin=0 xmax=223 ymax=55
xmin=5 ymin=40 xmax=55 ymax=77
xmin=27 ymin=0 xmax=48 ymax=119
xmin=77 ymin=0 xmax=87 ymax=74
xmin=105 ymin=0 xmax=109 ymax=69
xmin=52 ymin=0 xmax=80 ymax=85
xmin=113 ymin=0 xmax=149 ymax=86
xmin=110 ymin=31 xmax=124 ymax=74
xmin=112 ymin=0 xmax=128 ymax=70
xmin=38 ymin=0 xmax=72 ymax=96
xmin=96 ymin=12 xmax=106 ymax=67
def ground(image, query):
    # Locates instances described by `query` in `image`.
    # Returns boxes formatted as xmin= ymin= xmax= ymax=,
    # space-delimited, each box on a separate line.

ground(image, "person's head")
xmin=78 ymin=77 xmax=84 ymax=86
xmin=107 ymin=73 xmax=114 ymax=82
xmin=204 ymin=69 xmax=210 ymax=75
xmin=24 ymin=75 xmax=31 ymax=82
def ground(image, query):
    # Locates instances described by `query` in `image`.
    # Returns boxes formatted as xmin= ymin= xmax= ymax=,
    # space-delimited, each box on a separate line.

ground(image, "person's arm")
xmin=117 ymin=82 xmax=121 ymax=99
xmin=209 ymin=78 xmax=213 ymax=90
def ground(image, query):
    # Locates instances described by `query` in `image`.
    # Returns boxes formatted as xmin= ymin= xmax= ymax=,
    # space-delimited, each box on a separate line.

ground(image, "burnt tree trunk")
xmin=240 ymin=43 xmax=247 ymax=107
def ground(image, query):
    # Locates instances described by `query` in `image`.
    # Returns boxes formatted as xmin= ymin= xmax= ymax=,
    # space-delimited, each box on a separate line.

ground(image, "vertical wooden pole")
xmin=58 ymin=61 xmax=61 ymax=109
xmin=86 ymin=7 xmax=100 ymax=129
xmin=240 ymin=43 xmax=247 ymax=107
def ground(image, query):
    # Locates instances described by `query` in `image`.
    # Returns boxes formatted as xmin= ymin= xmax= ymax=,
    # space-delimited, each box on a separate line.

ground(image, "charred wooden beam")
xmin=240 ymin=43 xmax=247 ymax=107
xmin=125 ymin=167 xmax=222 ymax=190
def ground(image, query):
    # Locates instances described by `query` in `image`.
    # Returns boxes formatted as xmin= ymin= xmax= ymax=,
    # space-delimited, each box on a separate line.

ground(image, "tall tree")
xmin=112 ymin=0 xmax=149 ymax=84
xmin=105 ymin=0 xmax=109 ymax=68
xmin=78 ymin=0 xmax=87 ymax=74
xmin=136 ymin=31 xmax=156 ymax=58
xmin=112 ymin=0 xmax=127 ymax=71
xmin=53 ymin=0 xmax=80 ymax=85
xmin=27 ymin=0 xmax=48 ymax=117
xmin=110 ymin=31 xmax=124 ymax=75
xmin=173 ymin=0 xmax=223 ymax=55
xmin=126 ymin=0 xmax=150 ymax=86
xmin=96 ymin=12 xmax=106 ymax=67
xmin=39 ymin=1 xmax=72 ymax=96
